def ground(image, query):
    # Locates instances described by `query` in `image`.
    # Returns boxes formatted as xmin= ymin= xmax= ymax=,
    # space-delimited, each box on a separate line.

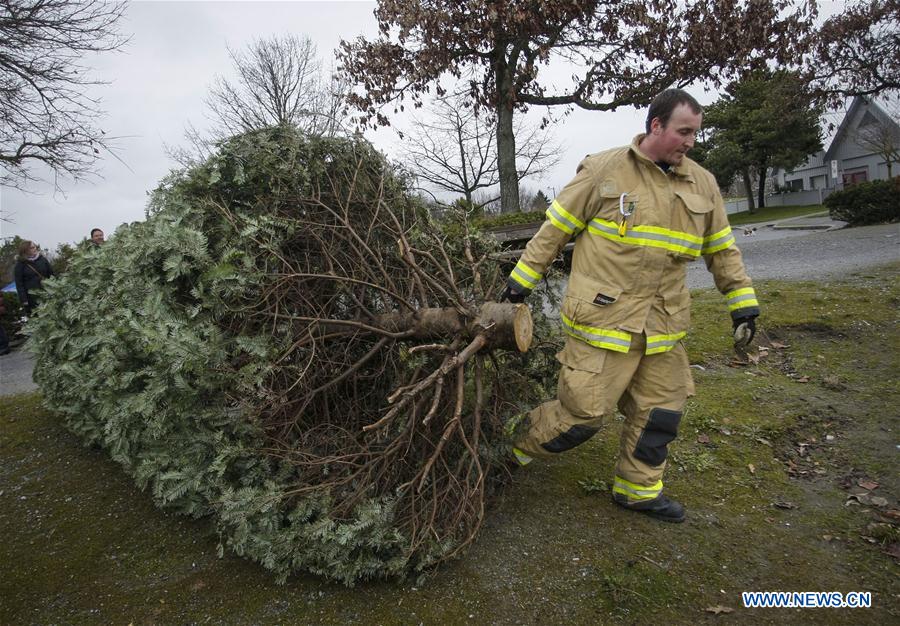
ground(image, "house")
xmin=773 ymin=96 xmax=899 ymax=198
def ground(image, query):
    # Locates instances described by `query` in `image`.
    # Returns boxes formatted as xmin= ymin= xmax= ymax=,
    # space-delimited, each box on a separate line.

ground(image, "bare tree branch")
xmin=401 ymin=91 xmax=560 ymax=207
xmin=203 ymin=34 xmax=349 ymax=142
xmin=0 ymin=0 xmax=128 ymax=189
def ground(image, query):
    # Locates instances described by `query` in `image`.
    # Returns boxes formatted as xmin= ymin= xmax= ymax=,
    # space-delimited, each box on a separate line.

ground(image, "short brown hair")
xmin=17 ymin=240 xmax=35 ymax=256
xmin=645 ymin=89 xmax=703 ymax=134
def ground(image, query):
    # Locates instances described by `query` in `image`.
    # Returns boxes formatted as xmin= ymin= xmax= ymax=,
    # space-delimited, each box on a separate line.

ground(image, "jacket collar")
xmin=630 ymin=134 xmax=695 ymax=181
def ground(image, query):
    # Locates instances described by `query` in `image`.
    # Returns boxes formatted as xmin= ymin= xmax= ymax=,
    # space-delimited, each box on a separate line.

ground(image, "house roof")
xmin=822 ymin=95 xmax=899 ymax=161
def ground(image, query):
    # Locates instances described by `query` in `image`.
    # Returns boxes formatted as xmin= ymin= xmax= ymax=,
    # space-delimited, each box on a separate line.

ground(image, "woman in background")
xmin=14 ymin=240 xmax=54 ymax=316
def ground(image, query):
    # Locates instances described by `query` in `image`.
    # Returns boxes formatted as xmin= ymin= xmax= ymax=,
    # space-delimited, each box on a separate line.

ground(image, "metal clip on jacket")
xmin=618 ymin=192 xmax=634 ymax=237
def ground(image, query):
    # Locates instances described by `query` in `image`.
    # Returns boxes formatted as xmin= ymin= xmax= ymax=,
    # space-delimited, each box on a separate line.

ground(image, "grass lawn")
xmin=1 ymin=263 xmax=898 ymax=624
xmin=728 ymin=204 xmax=828 ymax=226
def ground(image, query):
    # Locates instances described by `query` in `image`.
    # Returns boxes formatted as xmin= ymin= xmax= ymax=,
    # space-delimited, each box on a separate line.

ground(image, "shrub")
xmin=473 ymin=209 xmax=545 ymax=230
xmin=824 ymin=178 xmax=900 ymax=226
xmin=1 ymin=292 xmax=23 ymax=340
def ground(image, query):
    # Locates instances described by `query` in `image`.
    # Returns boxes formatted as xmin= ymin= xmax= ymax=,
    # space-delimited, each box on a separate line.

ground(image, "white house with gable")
xmin=772 ymin=96 xmax=899 ymax=201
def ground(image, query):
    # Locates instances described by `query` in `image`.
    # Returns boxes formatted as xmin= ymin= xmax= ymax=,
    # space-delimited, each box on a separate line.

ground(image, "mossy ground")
xmin=1 ymin=264 xmax=898 ymax=624
xmin=726 ymin=204 xmax=826 ymax=225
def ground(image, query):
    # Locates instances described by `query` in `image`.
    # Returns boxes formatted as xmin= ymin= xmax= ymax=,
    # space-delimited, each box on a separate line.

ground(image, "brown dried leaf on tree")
xmin=338 ymin=0 xmax=814 ymax=213
xmin=806 ymin=0 xmax=900 ymax=104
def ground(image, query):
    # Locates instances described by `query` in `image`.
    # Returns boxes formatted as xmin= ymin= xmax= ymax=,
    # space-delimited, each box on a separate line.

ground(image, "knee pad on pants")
xmin=633 ymin=407 xmax=682 ymax=467
xmin=541 ymin=424 xmax=600 ymax=453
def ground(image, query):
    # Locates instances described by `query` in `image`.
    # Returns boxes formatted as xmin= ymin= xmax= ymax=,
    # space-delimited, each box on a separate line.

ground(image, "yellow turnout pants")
xmin=515 ymin=333 xmax=694 ymax=503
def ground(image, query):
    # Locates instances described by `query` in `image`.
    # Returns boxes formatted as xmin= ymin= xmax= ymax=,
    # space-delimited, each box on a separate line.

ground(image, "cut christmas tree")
xmin=29 ymin=127 xmax=559 ymax=584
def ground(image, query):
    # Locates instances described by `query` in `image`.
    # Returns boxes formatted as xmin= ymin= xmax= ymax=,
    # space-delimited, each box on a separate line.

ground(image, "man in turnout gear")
xmin=502 ymin=89 xmax=759 ymax=523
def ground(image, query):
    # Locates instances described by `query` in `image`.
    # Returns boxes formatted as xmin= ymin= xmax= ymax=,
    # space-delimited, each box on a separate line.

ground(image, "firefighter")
xmin=500 ymin=89 xmax=759 ymax=523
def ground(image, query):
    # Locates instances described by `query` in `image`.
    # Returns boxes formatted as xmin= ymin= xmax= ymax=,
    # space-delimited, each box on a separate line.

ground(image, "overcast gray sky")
xmin=0 ymin=0 xmax=846 ymax=252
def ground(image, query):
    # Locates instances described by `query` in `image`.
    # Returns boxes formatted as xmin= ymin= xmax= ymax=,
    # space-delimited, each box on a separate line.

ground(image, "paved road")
xmin=1 ymin=221 xmax=897 ymax=397
xmin=0 ymin=347 xmax=37 ymax=396
xmin=686 ymin=222 xmax=899 ymax=289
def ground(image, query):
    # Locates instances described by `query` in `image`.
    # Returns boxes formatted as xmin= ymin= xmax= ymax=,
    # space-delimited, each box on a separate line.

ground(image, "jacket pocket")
xmin=563 ymin=273 xmax=627 ymax=325
xmin=597 ymin=187 xmax=641 ymax=223
xmin=561 ymin=273 xmax=632 ymax=352
xmin=670 ymin=191 xmax=712 ymax=261
xmin=663 ymin=290 xmax=691 ymax=334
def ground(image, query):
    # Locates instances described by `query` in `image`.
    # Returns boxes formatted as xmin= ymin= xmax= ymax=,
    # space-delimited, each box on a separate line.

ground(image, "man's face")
xmin=92 ymin=230 xmax=104 ymax=244
xmin=650 ymin=103 xmax=703 ymax=166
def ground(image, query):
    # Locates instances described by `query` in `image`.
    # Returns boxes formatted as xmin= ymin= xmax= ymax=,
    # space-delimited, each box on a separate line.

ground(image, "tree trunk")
xmin=757 ymin=163 xmax=768 ymax=209
xmin=742 ymin=168 xmax=756 ymax=213
xmin=494 ymin=51 xmax=520 ymax=214
xmin=323 ymin=302 xmax=533 ymax=352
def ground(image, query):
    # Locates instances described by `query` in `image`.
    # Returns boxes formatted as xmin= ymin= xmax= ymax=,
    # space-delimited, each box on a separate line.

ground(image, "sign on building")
xmin=830 ymin=160 xmax=839 ymax=179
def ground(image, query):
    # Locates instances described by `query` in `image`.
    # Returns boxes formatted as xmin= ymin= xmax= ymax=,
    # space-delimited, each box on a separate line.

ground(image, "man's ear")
xmin=651 ymin=117 xmax=663 ymax=135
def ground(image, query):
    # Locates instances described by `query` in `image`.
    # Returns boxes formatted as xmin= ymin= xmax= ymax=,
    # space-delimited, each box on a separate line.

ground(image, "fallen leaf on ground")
xmin=697 ymin=434 xmax=710 ymax=444
xmin=846 ymin=493 xmax=872 ymax=506
xmin=770 ymin=341 xmax=789 ymax=349
xmin=884 ymin=544 xmax=900 ymax=560
xmin=858 ymin=479 xmax=879 ymax=491
xmin=756 ymin=437 xmax=771 ymax=446
xmin=823 ymin=375 xmax=845 ymax=390
xmin=748 ymin=464 xmax=756 ymax=474
xmin=822 ymin=534 xmax=834 ymax=541
xmin=796 ymin=376 xmax=810 ymax=383
xmin=880 ymin=509 xmax=900 ymax=522
xmin=773 ymin=500 xmax=798 ymax=510
xmin=870 ymin=496 xmax=889 ymax=508
xmin=704 ymin=605 xmax=734 ymax=615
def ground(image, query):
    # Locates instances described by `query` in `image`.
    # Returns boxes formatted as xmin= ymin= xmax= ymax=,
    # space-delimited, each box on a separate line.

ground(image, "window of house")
xmin=842 ymin=168 xmax=869 ymax=186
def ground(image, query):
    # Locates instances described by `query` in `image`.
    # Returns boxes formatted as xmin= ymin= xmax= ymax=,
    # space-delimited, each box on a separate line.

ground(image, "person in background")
xmin=13 ymin=240 xmax=54 ymax=316
xmin=90 ymin=228 xmax=105 ymax=245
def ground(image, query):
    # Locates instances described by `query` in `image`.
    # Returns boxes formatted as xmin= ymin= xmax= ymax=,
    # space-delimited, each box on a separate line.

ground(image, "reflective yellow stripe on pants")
xmin=613 ymin=475 xmax=663 ymax=501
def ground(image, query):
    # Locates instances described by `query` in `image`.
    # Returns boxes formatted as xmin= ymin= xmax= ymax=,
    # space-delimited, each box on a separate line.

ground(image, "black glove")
xmin=499 ymin=285 xmax=526 ymax=303
xmin=732 ymin=315 xmax=757 ymax=347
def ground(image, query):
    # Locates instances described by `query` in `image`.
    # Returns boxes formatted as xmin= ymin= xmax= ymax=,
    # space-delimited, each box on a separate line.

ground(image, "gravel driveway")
xmin=1 ymin=222 xmax=897 ymax=398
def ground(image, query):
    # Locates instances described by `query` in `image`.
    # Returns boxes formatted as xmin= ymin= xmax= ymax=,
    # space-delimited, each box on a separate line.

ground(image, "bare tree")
xmin=0 ymin=0 xmax=128 ymax=189
xmin=205 ymin=34 xmax=348 ymax=140
xmin=402 ymin=92 xmax=559 ymax=209
xmin=854 ymin=100 xmax=900 ymax=178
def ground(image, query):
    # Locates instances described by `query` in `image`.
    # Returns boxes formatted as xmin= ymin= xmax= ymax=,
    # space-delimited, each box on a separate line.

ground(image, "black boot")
xmin=613 ymin=493 xmax=685 ymax=523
